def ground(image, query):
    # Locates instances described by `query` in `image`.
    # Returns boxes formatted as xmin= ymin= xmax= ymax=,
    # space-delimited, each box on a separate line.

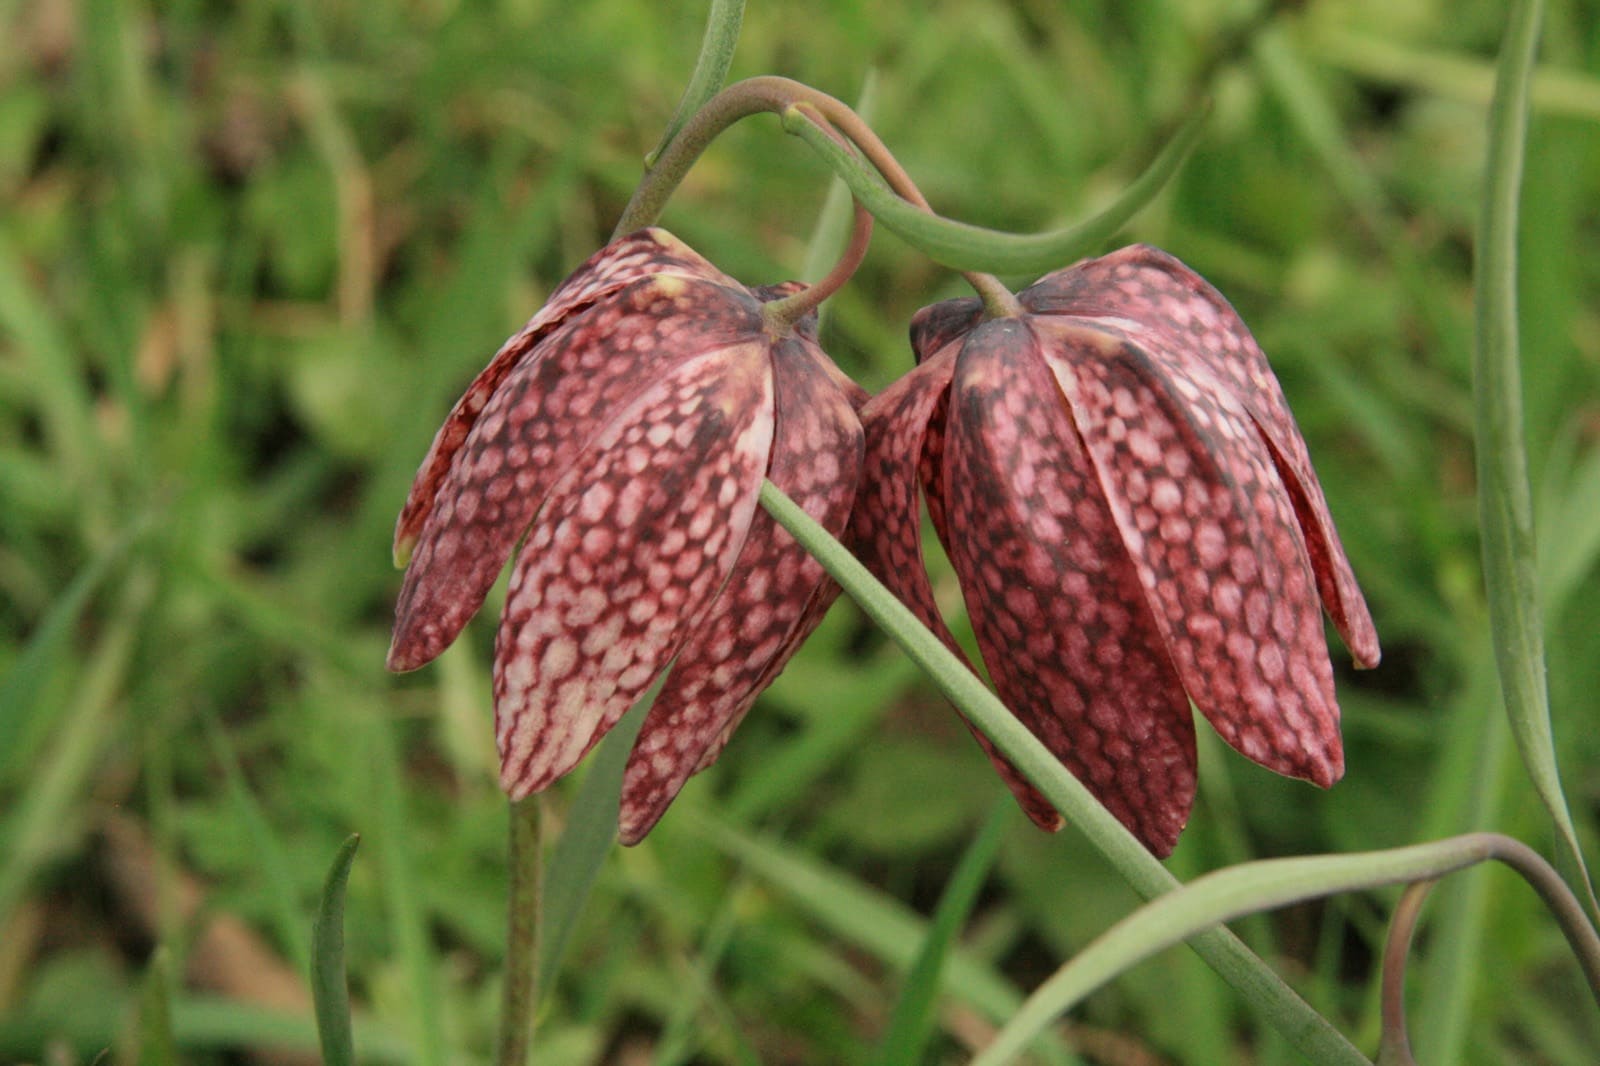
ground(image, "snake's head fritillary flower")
xmin=851 ymin=244 xmax=1379 ymax=856
xmin=389 ymin=228 xmax=864 ymax=844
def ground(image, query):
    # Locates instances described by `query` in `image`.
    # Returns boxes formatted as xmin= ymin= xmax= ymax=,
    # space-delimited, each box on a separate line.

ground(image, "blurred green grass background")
xmin=1 ymin=0 xmax=1598 ymax=1062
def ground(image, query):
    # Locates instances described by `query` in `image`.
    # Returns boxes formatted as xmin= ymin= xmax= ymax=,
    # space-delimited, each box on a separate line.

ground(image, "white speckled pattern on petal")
xmin=492 ymin=345 xmax=774 ymax=798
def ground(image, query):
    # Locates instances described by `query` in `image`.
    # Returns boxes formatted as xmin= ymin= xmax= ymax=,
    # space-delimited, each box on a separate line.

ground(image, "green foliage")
xmin=1 ymin=1 xmax=1598 ymax=1063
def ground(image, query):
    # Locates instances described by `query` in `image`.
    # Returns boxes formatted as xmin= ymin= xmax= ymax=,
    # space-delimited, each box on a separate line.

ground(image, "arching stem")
xmin=1378 ymin=880 xmax=1433 ymax=1065
xmin=612 ymin=76 xmax=1019 ymax=310
xmin=763 ymin=198 xmax=873 ymax=335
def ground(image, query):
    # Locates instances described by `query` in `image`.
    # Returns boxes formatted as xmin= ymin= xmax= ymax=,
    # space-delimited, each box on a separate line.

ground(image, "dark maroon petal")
xmin=1023 ymin=245 xmax=1377 ymax=666
xmin=909 ymin=296 xmax=983 ymax=365
xmin=393 ymin=229 xmax=736 ymax=563
xmin=492 ymin=346 xmax=775 ymax=798
xmin=944 ymin=319 xmax=1197 ymax=854
xmin=1036 ymin=317 xmax=1342 ymax=789
xmin=618 ymin=338 xmax=863 ymax=843
xmin=850 ymin=347 xmax=1065 ymax=833
xmin=388 ymin=274 xmax=765 ymax=672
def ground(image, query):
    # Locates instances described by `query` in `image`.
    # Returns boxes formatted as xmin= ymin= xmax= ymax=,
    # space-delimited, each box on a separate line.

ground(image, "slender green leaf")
xmin=0 ymin=517 xmax=146 ymax=777
xmin=877 ymin=802 xmax=1010 ymax=1066
xmin=368 ymin=714 xmax=446 ymax=1066
xmin=1471 ymin=0 xmax=1596 ymax=917
xmin=757 ymin=481 xmax=1368 ymax=1066
xmin=971 ymin=833 xmax=1600 ymax=1066
xmin=311 ymin=834 xmax=361 ymax=1066
xmin=780 ymin=103 xmax=1208 ymax=276
xmin=132 ymin=947 xmax=177 ymax=1066
xmin=0 ymin=575 xmax=147 ymax=928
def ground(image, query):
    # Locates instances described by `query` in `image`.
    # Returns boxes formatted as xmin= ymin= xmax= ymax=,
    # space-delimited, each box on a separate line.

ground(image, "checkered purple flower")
xmin=850 ymin=245 xmax=1380 ymax=855
xmin=389 ymin=228 xmax=863 ymax=843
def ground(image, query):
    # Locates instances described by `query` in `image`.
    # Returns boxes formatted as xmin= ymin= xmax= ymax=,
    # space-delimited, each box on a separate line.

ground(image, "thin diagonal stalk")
xmin=757 ymin=481 xmax=1367 ymax=1066
xmin=644 ymin=0 xmax=745 ymax=169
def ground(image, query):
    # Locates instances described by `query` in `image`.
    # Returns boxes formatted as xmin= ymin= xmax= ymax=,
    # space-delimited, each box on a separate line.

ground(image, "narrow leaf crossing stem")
xmin=755 ymin=480 xmax=1368 ymax=1066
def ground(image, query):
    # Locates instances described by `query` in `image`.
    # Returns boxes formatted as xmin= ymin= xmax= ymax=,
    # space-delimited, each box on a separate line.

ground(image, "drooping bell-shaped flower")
xmin=851 ymin=244 xmax=1379 ymax=856
xmin=389 ymin=228 xmax=864 ymax=843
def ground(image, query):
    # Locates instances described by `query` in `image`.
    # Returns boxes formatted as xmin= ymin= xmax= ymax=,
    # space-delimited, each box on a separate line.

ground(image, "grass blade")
xmin=131 ymin=947 xmax=178 ymax=1066
xmin=971 ymin=833 xmax=1600 ymax=1066
xmin=876 ymin=802 xmax=1010 ymax=1066
xmin=1470 ymin=0 xmax=1597 ymax=918
xmin=311 ymin=834 xmax=361 ymax=1066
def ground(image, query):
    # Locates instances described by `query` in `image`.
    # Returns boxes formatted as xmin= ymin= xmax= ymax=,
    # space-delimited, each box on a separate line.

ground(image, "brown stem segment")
xmin=1377 ymin=880 xmax=1432 ymax=1066
xmin=763 ymin=198 xmax=873 ymax=335
xmin=612 ymin=76 xmax=1019 ymax=311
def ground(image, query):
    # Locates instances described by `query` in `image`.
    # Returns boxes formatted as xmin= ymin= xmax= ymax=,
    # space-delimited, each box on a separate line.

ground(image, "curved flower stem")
xmin=763 ymin=198 xmax=873 ymax=334
xmin=611 ymin=76 xmax=1017 ymax=309
xmin=643 ymin=0 xmax=745 ymax=170
xmin=496 ymin=795 xmax=544 ymax=1066
xmin=781 ymin=101 xmax=1209 ymax=276
xmin=1377 ymin=880 xmax=1433 ymax=1066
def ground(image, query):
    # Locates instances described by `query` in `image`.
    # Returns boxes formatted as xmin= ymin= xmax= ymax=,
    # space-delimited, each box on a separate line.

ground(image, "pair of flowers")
xmin=387 ymin=227 xmax=1378 ymax=856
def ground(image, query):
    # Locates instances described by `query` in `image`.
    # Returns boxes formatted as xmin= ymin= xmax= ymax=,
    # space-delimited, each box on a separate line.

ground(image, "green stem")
xmin=644 ymin=0 xmax=746 ymax=170
xmin=780 ymin=101 xmax=1209 ymax=276
xmin=755 ymin=481 xmax=1366 ymax=1065
xmin=612 ymin=77 xmax=1014 ymax=307
xmin=497 ymin=796 xmax=544 ymax=1066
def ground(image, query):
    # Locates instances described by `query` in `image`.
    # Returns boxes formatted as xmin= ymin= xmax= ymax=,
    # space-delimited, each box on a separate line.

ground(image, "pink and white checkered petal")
xmin=617 ymin=338 xmax=863 ymax=843
xmin=1022 ymin=246 xmax=1378 ymax=667
xmin=1038 ymin=319 xmax=1342 ymax=789
xmin=1249 ymin=416 xmax=1379 ymax=668
xmin=388 ymin=275 xmax=765 ymax=672
xmin=393 ymin=229 xmax=731 ymax=563
xmin=492 ymin=345 xmax=775 ymax=799
xmin=945 ymin=319 xmax=1197 ymax=855
xmin=852 ymin=345 xmax=1065 ymax=833
xmin=850 ymin=349 xmax=965 ymax=656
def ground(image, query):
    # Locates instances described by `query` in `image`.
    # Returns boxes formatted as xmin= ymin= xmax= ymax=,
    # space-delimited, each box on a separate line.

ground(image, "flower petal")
xmin=393 ymin=229 xmax=735 ymax=564
xmin=1024 ymin=245 xmax=1377 ymax=666
xmin=388 ymin=274 xmax=765 ymax=672
xmin=909 ymin=295 xmax=982 ymax=365
xmin=944 ymin=319 xmax=1197 ymax=854
xmin=618 ymin=338 xmax=863 ymax=843
xmin=1037 ymin=318 xmax=1343 ymax=788
xmin=493 ymin=345 xmax=775 ymax=798
xmin=851 ymin=345 xmax=1065 ymax=833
